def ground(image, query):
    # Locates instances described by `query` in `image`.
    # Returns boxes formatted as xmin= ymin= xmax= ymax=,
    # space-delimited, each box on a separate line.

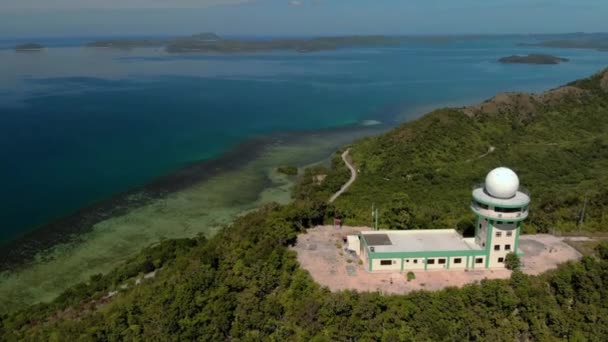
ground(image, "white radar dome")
xmin=485 ymin=167 xmax=519 ymax=199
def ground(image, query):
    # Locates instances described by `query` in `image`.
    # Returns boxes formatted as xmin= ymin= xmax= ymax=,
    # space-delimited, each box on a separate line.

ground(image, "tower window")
xmin=380 ymin=260 xmax=392 ymax=266
xmin=475 ymin=258 xmax=483 ymax=264
xmin=427 ymin=259 xmax=435 ymax=265
xmin=498 ymin=257 xmax=504 ymax=263
xmin=413 ymin=259 xmax=418 ymax=264
xmin=496 ymin=232 xmax=502 ymax=237
xmin=454 ymin=258 xmax=462 ymax=264
xmin=438 ymin=259 xmax=446 ymax=265
xmin=494 ymin=245 xmax=500 ymax=251
xmin=505 ymin=244 xmax=511 ymax=251
xmin=506 ymin=231 xmax=513 ymax=237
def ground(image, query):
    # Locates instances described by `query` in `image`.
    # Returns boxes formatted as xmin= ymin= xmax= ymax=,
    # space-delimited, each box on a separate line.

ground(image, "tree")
xmin=505 ymin=253 xmax=521 ymax=270
xmin=406 ymin=272 xmax=416 ymax=282
xmin=595 ymin=241 xmax=608 ymax=260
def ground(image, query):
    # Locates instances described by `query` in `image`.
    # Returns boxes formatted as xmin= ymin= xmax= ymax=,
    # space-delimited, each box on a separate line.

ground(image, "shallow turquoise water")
xmin=1 ymin=36 xmax=606 ymax=242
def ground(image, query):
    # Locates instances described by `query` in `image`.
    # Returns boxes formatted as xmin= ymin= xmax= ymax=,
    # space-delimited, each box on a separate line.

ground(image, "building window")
xmin=438 ymin=259 xmax=446 ymax=265
xmin=495 ymin=206 xmax=522 ymax=213
xmin=496 ymin=232 xmax=502 ymax=237
xmin=498 ymin=257 xmax=504 ymax=263
xmin=494 ymin=245 xmax=500 ymax=251
xmin=454 ymin=258 xmax=462 ymax=264
xmin=406 ymin=259 xmax=410 ymax=263
xmin=413 ymin=259 xmax=418 ymax=264
xmin=505 ymin=244 xmax=511 ymax=251
xmin=474 ymin=200 xmax=489 ymax=210
xmin=482 ymin=242 xmax=485 ymax=247
xmin=475 ymin=258 xmax=483 ymax=264
xmin=506 ymin=231 xmax=513 ymax=237
xmin=380 ymin=260 xmax=392 ymax=266
xmin=427 ymin=259 xmax=435 ymax=265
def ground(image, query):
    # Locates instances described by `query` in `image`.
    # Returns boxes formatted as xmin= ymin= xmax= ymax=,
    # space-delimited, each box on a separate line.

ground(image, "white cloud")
xmin=0 ymin=0 xmax=253 ymax=11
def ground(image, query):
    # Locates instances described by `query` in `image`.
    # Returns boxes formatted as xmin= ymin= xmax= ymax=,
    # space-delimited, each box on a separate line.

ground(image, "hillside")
xmin=2 ymin=70 xmax=608 ymax=341
xmin=313 ymin=68 xmax=608 ymax=234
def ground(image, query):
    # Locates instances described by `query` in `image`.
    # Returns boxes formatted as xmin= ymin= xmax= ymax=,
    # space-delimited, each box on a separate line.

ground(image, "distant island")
xmin=85 ymin=33 xmax=431 ymax=53
xmin=85 ymin=39 xmax=165 ymax=49
xmin=521 ymin=33 xmax=608 ymax=52
xmin=14 ymin=43 xmax=44 ymax=52
xmin=165 ymin=34 xmax=406 ymax=53
xmin=498 ymin=54 xmax=569 ymax=64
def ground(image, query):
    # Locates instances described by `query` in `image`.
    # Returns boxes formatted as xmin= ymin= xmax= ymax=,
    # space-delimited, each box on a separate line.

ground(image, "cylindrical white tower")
xmin=470 ymin=167 xmax=530 ymax=269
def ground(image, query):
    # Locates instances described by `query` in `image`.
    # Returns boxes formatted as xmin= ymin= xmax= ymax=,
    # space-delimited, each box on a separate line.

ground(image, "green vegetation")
xmin=2 ymin=201 xmax=608 ymax=341
xmin=505 ymin=253 xmax=521 ymax=270
xmin=277 ymin=165 xmax=298 ymax=176
xmin=2 ymin=70 xmax=608 ymax=341
xmin=298 ymin=68 xmax=608 ymax=234
xmin=406 ymin=271 xmax=416 ymax=281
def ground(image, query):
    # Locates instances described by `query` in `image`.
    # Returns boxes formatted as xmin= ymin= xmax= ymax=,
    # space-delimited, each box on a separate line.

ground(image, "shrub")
xmin=505 ymin=252 xmax=521 ymax=270
xmin=407 ymin=271 xmax=416 ymax=282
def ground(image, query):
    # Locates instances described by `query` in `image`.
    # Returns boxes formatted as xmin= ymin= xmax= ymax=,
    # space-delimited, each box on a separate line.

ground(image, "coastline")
xmin=0 ymin=121 xmax=388 ymax=313
xmin=0 ymin=122 xmax=389 ymax=272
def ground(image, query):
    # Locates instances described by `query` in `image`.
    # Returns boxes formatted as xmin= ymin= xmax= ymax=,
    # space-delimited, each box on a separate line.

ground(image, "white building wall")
xmin=425 ymin=257 xmax=449 ymax=270
xmin=371 ymin=258 xmax=401 ymax=271
xmin=403 ymin=258 xmax=425 ymax=270
xmin=472 ymin=255 xmax=485 ymax=269
xmin=449 ymin=256 xmax=468 ymax=269
xmin=488 ymin=222 xmax=518 ymax=268
xmin=475 ymin=218 xmax=489 ymax=248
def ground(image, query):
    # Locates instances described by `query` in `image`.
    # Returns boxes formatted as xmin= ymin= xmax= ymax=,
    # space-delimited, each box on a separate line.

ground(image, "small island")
xmin=498 ymin=54 xmax=569 ymax=64
xmin=14 ymin=43 xmax=45 ymax=52
xmin=85 ymin=39 xmax=165 ymax=49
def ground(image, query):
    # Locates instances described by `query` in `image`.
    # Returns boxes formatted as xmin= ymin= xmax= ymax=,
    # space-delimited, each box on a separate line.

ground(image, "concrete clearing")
xmin=291 ymin=226 xmax=584 ymax=294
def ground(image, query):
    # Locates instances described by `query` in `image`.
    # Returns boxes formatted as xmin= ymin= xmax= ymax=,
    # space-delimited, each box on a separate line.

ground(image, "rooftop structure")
xmin=361 ymin=230 xmax=481 ymax=254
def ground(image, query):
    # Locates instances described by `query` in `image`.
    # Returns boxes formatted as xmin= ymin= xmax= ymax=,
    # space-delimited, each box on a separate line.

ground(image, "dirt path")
xmin=329 ymin=149 xmax=357 ymax=203
xmin=466 ymin=146 xmax=495 ymax=163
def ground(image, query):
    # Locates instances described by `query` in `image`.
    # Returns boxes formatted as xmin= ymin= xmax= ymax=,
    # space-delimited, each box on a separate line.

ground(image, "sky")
xmin=0 ymin=0 xmax=607 ymax=38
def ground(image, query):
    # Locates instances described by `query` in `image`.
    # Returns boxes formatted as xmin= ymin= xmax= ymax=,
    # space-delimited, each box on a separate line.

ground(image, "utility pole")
xmin=374 ymin=208 xmax=378 ymax=230
xmin=579 ymin=192 xmax=588 ymax=232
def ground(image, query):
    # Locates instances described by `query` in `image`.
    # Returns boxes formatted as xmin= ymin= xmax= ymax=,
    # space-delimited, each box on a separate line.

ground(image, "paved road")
xmin=329 ymin=148 xmax=357 ymax=203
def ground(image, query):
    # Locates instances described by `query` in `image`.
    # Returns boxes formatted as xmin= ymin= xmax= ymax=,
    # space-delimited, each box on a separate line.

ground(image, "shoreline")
xmin=0 ymin=121 xmax=390 ymax=272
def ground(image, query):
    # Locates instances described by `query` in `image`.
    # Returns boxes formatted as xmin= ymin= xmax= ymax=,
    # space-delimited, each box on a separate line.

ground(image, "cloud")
xmin=0 ymin=0 xmax=253 ymax=11
xmin=289 ymin=0 xmax=303 ymax=5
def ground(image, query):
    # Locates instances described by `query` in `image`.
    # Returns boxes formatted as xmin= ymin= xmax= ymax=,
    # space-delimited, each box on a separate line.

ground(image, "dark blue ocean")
xmin=1 ymin=36 xmax=606 ymax=243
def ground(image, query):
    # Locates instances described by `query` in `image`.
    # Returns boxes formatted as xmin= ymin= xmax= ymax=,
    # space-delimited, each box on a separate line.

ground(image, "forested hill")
xmin=317 ymin=68 xmax=608 ymax=234
xmin=2 ymin=70 xmax=608 ymax=341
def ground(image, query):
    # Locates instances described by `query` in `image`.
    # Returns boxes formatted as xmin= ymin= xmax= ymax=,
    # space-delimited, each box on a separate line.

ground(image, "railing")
xmin=470 ymin=202 xmax=529 ymax=219
xmin=471 ymin=183 xmax=531 ymax=196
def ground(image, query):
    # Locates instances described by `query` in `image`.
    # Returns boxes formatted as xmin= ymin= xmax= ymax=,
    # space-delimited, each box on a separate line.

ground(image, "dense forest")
xmin=2 ymin=69 xmax=608 ymax=341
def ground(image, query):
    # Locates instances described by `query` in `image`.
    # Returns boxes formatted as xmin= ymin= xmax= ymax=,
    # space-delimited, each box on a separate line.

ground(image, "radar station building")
xmin=348 ymin=167 xmax=530 ymax=272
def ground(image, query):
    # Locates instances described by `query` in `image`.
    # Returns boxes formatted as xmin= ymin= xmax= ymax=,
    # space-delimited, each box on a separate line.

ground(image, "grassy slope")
xmin=332 ymin=69 xmax=608 ymax=233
